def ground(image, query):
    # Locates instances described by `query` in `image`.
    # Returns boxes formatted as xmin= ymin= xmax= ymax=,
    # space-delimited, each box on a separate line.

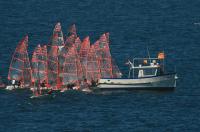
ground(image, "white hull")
xmin=30 ymin=87 xmax=48 ymax=91
xmin=97 ymin=74 xmax=177 ymax=90
xmin=81 ymin=88 xmax=92 ymax=93
xmin=6 ymin=85 xmax=31 ymax=90
xmin=6 ymin=85 xmax=20 ymax=90
xmin=30 ymin=94 xmax=48 ymax=99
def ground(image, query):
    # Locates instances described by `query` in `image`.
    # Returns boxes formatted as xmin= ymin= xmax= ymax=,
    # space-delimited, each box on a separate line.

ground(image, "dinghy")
xmin=94 ymin=34 xmax=113 ymax=78
xmin=47 ymin=22 xmax=65 ymax=90
xmin=30 ymin=45 xmax=50 ymax=98
xmin=60 ymin=43 xmax=83 ymax=92
xmin=6 ymin=36 xmax=32 ymax=90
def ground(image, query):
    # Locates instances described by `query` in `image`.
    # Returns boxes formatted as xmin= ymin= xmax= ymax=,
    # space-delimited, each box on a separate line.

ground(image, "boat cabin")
xmin=127 ymin=58 xmax=164 ymax=79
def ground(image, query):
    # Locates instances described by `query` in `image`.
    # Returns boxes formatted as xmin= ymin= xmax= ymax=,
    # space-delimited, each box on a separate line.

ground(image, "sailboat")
xmin=65 ymin=24 xmax=77 ymax=47
xmin=6 ymin=36 xmax=32 ymax=90
xmin=86 ymin=44 xmax=101 ymax=82
xmin=94 ymin=34 xmax=113 ymax=78
xmin=60 ymin=44 xmax=83 ymax=92
xmin=30 ymin=45 xmax=49 ymax=98
xmin=47 ymin=22 xmax=64 ymax=90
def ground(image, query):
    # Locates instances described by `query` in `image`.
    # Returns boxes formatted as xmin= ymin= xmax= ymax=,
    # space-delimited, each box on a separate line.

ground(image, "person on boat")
xmin=11 ymin=79 xmax=21 ymax=88
xmin=17 ymin=80 xmax=22 ymax=87
xmin=11 ymin=79 xmax=16 ymax=87
xmin=40 ymin=80 xmax=46 ymax=88
xmin=67 ymin=83 xmax=73 ymax=90
xmin=91 ymin=79 xmax=97 ymax=87
xmin=47 ymin=88 xmax=53 ymax=95
xmin=83 ymin=78 xmax=90 ymax=89
xmin=74 ymin=81 xmax=81 ymax=90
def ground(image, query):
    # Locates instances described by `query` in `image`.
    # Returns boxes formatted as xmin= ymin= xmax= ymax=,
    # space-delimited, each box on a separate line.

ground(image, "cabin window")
xmin=137 ymin=69 xmax=157 ymax=78
xmin=143 ymin=69 xmax=157 ymax=76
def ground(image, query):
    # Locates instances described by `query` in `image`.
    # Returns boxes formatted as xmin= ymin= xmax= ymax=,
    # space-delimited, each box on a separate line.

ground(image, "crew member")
xmin=11 ymin=79 xmax=16 ymax=88
xmin=91 ymin=79 xmax=96 ymax=87
xmin=17 ymin=80 xmax=21 ymax=87
xmin=40 ymin=80 xmax=46 ymax=88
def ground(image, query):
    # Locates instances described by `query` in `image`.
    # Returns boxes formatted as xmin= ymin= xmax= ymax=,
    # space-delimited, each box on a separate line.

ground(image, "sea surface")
xmin=0 ymin=0 xmax=200 ymax=131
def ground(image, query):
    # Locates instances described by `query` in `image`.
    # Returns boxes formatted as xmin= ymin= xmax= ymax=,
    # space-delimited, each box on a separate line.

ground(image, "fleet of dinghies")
xmin=5 ymin=22 xmax=122 ymax=97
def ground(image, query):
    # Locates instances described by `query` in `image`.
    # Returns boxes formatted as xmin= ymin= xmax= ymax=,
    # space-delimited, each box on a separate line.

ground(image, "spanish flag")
xmin=158 ymin=52 xmax=165 ymax=59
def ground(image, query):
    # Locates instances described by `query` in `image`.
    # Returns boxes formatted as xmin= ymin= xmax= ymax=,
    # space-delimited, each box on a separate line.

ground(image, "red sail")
xmin=31 ymin=45 xmax=42 ymax=95
xmin=51 ymin=22 xmax=65 ymax=47
xmin=41 ymin=45 xmax=49 ymax=87
xmin=47 ymin=22 xmax=64 ymax=90
xmin=31 ymin=45 xmax=48 ymax=88
xmin=94 ymin=34 xmax=113 ymax=78
xmin=8 ymin=35 xmax=32 ymax=87
xmin=65 ymin=24 xmax=77 ymax=47
xmin=79 ymin=36 xmax=90 ymax=78
xmin=65 ymin=34 xmax=76 ymax=47
xmin=74 ymin=37 xmax=82 ymax=53
xmin=86 ymin=45 xmax=101 ymax=81
xmin=67 ymin=24 xmax=77 ymax=37
xmin=105 ymin=32 xmax=110 ymax=43
xmin=61 ymin=45 xmax=83 ymax=85
xmin=111 ymin=59 xmax=122 ymax=78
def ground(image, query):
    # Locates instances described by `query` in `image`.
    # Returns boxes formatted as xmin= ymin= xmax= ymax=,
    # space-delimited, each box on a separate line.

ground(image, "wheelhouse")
xmin=127 ymin=58 xmax=164 ymax=79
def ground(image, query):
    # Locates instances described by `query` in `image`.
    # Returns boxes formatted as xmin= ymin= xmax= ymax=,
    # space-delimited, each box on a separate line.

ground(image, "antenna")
xmin=146 ymin=46 xmax=151 ymax=63
xmin=146 ymin=46 xmax=151 ymax=59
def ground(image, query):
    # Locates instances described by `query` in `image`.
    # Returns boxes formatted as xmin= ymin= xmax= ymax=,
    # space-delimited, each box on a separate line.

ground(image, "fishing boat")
xmin=6 ymin=36 xmax=32 ymax=90
xmin=97 ymin=53 xmax=178 ymax=90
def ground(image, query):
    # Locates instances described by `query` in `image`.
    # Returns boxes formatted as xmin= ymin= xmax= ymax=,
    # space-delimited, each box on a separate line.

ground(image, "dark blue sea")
xmin=0 ymin=0 xmax=200 ymax=131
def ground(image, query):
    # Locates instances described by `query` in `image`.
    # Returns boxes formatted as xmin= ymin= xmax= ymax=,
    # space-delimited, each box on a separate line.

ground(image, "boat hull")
xmin=6 ymin=85 xmax=20 ymax=90
xmin=97 ymin=74 xmax=177 ymax=90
